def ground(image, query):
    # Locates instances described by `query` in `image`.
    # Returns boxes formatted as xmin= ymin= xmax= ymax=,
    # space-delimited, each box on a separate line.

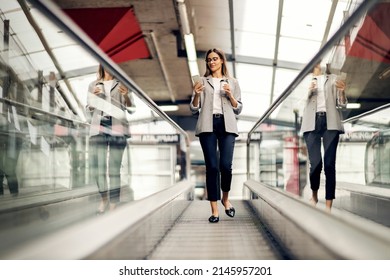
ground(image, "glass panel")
xmin=236 ymin=63 xmax=273 ymax=118
xmin=0 ymin=0 xmax=188 ymax=255
xmin=278 ymin=37 xmax=322 ymax=63
xmin=234 ymin=0 xmax=278 ymax=59
xmin=247 ymin=0 xmax=390 ymax=227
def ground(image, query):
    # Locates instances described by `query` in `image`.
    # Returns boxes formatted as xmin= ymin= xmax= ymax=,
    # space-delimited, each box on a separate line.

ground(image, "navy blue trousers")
xmin=304 ymin=114 xmax=340 ymax=200
xmin=89 ymin=133 xmax=127 ymax=203
xmin=199 ymin=116 xmax=236 ymax=201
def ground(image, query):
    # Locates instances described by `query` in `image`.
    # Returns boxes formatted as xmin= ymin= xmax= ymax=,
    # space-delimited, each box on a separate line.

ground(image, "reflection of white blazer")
xmin=300 ymin=74 xmax=347 ymax=134
xmin=86 ymin=78 xmax=135 ymax=137
xmin=190 ymin=76 xmax=243 ymax=137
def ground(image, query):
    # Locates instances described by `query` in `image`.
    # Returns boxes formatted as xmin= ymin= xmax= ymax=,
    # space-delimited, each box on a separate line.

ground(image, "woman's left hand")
xmin=335 ymin=80 xmax=345 ymax=91
xmin=223 ymin=83 xmax=238 ymax=108
xmin=223 ymin=84 xmax=233 ymax=99
xmin=119 ymin=84 xmax=129 ymax=96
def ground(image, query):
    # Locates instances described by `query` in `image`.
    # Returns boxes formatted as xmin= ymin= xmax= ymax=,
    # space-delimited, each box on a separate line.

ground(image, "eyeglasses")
xmin=206 ymin=57 xmax=219 ymax=63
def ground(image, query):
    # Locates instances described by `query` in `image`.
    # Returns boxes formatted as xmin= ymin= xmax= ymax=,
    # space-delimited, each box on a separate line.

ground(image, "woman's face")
xmin=206 ymin=52 xmax=223 ymax=74
xmin=104 ymin=69 xmax=113 ymax=80
xmin=313 ymin=63 xmax=322 ymax=75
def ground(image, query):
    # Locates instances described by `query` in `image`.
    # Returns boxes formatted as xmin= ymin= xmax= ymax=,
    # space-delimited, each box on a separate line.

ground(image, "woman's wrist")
xmin=229 ymin=96 xmax=238 ymax=108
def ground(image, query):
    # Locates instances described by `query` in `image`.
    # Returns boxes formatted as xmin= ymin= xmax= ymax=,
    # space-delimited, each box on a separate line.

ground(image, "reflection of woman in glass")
xmin=301 ymin=62 xmax=347 ymax=212
xmin=0 ymin=132 xmax=22 ymax=196
xmin=190 ymin=48 xmax=243 ymax=223
xmin=86 ymin=65 xmax=135 ymax=214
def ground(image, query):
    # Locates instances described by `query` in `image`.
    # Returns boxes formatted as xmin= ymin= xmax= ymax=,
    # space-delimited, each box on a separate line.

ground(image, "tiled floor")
xmin=147 ymin=200 xmax=283 ymax=259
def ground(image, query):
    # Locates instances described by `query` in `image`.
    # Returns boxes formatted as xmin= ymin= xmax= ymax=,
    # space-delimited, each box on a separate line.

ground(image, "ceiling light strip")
xmin=321 ymin=0 xmax=339 ymax=48
xmin=177 ymin=0 xmax=199 ymax=77
xmin=150 ymin=31 xmax=176 ymax=103
xmin=228 ymin=0 xmax=236 ymax=77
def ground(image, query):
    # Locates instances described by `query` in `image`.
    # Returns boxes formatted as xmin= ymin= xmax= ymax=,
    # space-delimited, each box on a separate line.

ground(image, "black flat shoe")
xmin=225 ymin=207 xmax=235 ymax=218
xmin=208 ymin=215 xmax=219 ymax=223
xmin=221 ymin=200 xmax=235 ymax=218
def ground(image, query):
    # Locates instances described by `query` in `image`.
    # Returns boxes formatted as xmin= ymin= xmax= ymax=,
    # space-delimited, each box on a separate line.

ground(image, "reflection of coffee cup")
xmin=308 ymin=78 xmax=318 ymax=98
xmin=95 ymin=82 xmax=105 ymax=97
xmin=310 ymin=78 xmax=318 ymax=96
xmin=311 ymin=78 xmax=317 ymax=89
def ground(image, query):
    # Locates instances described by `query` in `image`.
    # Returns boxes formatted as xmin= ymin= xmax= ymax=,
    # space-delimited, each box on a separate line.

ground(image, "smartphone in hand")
xmin=192 ymin=75 xmax=202 ymax=85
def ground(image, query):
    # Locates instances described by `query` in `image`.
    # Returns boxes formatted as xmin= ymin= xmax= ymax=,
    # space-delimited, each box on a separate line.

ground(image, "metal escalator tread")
xmin=147 ymin=200 xmax=284 ymax=259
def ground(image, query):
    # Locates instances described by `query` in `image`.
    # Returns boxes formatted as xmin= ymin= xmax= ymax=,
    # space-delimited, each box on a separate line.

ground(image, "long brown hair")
xmin=203 ymin=48 xmax=230 ymax=78
xmin=97 ymin=64 xmax=115 ymax=80
xmin=97 ymin=64 xmax=105 ymax=80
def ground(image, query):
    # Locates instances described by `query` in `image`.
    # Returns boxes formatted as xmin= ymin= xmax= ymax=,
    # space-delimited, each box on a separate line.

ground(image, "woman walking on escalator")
xmin=86 ymin=64 xmax=135 ymax=214
xmin=301 ymin=62 xmax=347 ymax=212
xmin=190 ymin=48 xmax=243 ymax=223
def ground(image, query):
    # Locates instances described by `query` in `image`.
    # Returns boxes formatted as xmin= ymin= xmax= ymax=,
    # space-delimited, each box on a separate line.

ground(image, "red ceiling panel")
xmin=346 ymin=3 xmax=390 ymax=64
xmin=63 ymin=7 xmax=150 ymax=63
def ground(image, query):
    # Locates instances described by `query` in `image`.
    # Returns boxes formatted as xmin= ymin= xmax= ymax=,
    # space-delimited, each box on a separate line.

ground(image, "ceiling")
xmin=50 ymin=0 xmax=352 ymax=122
xmin=1 ymin=0 xmax=389 ymax=133
xmin=53 ymin=0 xmax=195 ymax=116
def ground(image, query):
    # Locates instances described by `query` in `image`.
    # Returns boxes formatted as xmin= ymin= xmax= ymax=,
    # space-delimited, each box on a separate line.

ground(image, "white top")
xmin=315 ymin=74 xmax=327 ymax=112
xmin=102 ymin=80 xmax=113 ymax=117
xmin=212 ymin=77 xmax=223 ymax=114
xmin=103 ymin=80 xmax=113 ymax=103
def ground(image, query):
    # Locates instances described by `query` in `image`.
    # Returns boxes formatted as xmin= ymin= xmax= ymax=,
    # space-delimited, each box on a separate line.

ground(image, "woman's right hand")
xmin=309 ymin=79 xmax=317 ymax=91
xmin=93 ymin=86 xmax=102 ymax=95
xmin=193 ymin=81 xmax=204 ymax=95
xmin=335 ymin=79 xmax=345 ymax=91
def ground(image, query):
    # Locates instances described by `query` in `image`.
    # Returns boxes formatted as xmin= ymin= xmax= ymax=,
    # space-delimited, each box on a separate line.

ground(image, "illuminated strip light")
xmin=177 ymin=0 xmax=199 ymax=77
xmin=379 ymin=67 xmax=390 ymax=80
xmin=160 ymin=105 xmax=179 ymax=112
xmin=346 ymin=103 xmax=361 ymax=109
xmin=184 ymin=33 xmax=199 ymax=76
xmin=177 ymin=0 xmax=190 ymax=35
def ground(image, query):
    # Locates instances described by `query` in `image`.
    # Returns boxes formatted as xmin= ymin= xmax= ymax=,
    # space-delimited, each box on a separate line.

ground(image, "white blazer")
xmin=190 ymin=76 xmax=243 ymax=137
xmin=86 ymin=78 xmax=135 ymax=137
